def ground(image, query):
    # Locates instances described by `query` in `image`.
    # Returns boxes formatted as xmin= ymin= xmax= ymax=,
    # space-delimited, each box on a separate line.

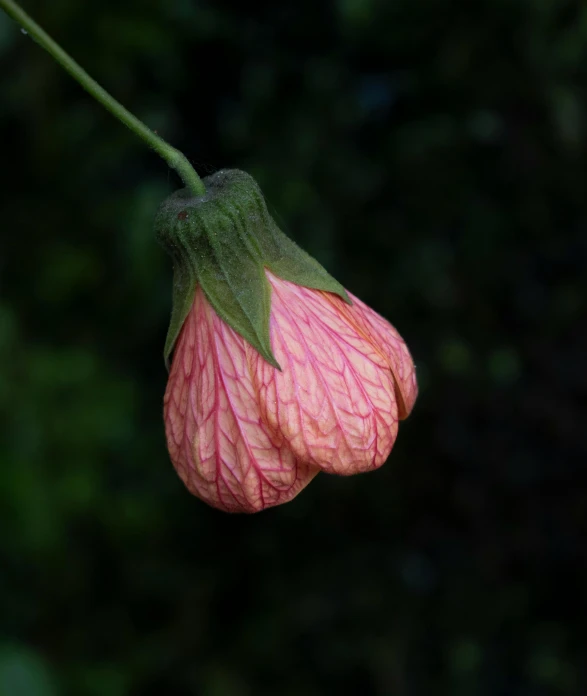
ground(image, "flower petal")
xmin=330 ymin=292 xmax=418 ymax=420
xmin=252 ymin=272 xmax=399 ymax=475
xmin=164 ymin=287 xmax=317 ymax=513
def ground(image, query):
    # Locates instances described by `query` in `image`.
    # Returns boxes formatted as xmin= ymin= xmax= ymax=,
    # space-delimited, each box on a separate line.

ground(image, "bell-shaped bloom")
xmin=164 ymin=270 xmax=417 ymax=513
xmin=155 ymin=169 xmax=417 ymax=512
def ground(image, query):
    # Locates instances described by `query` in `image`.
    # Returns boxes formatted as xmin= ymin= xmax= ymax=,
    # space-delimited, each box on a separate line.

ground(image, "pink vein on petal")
xmin=164 ymin=286 xmax=318 ymax=513
xmin=331 ymin=291 xmax=419 ymax=420
xmin=251 ymin=272 xmax=399 ymax=475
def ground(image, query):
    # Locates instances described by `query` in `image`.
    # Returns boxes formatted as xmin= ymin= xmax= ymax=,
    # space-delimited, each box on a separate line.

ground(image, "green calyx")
xmin=154 ymin=169 xmax=351 ymax=370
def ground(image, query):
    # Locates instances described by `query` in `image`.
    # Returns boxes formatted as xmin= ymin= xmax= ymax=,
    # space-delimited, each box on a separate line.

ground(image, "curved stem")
xmin=0 ymin=0 xmax=206 ymax=196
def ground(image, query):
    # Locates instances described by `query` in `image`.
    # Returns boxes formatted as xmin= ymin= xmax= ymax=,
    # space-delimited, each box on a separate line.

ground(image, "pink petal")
xmin=326 ymin=292 xmax=419 ymax=420
xmin=250 ymin=272 xmax=399 ymax=475
xmin=164 ymin=287 xmax=318 ymax=513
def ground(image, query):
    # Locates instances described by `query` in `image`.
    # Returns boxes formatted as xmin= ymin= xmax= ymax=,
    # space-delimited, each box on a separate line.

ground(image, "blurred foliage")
xmin=0 ymin=0 xmax=586 ymax=694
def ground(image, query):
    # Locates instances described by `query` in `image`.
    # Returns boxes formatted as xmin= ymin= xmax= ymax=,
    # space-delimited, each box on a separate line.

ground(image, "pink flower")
xmin=164 ymin=270 xmax=417 ymax=513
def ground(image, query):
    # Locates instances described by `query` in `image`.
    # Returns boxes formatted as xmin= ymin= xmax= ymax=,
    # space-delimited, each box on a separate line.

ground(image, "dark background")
xmin=1 ymin=0 xmax=586 ymax=694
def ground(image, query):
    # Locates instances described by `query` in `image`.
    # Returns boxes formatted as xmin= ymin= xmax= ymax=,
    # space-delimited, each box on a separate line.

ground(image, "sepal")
xmin=155 ymin=169 xmax=350 ymax=368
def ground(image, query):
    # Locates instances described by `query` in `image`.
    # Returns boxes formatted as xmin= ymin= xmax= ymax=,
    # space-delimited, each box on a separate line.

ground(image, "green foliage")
xmin=0 ymin=0 xmax=584 ymax=694
xmin=0 ymin=644 xmax=56 ymax=696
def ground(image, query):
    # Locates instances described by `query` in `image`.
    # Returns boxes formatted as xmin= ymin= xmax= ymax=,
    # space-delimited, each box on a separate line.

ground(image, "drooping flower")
xmin=155 ymin=170 xmax=417 ymax=513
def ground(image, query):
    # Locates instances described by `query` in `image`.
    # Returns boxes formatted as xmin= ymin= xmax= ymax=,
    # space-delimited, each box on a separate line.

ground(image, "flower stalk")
xmin=0 ymin=0 xmax=205 ymax=196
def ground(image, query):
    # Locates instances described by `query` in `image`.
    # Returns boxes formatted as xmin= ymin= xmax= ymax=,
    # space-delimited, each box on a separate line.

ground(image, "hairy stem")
xmin=0 ymin=0 xmax=206 ymax=196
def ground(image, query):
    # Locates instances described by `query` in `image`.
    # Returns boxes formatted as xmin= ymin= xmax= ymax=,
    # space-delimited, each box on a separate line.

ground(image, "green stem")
xmin=0 ymin=0 xmax=206 ymax=196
